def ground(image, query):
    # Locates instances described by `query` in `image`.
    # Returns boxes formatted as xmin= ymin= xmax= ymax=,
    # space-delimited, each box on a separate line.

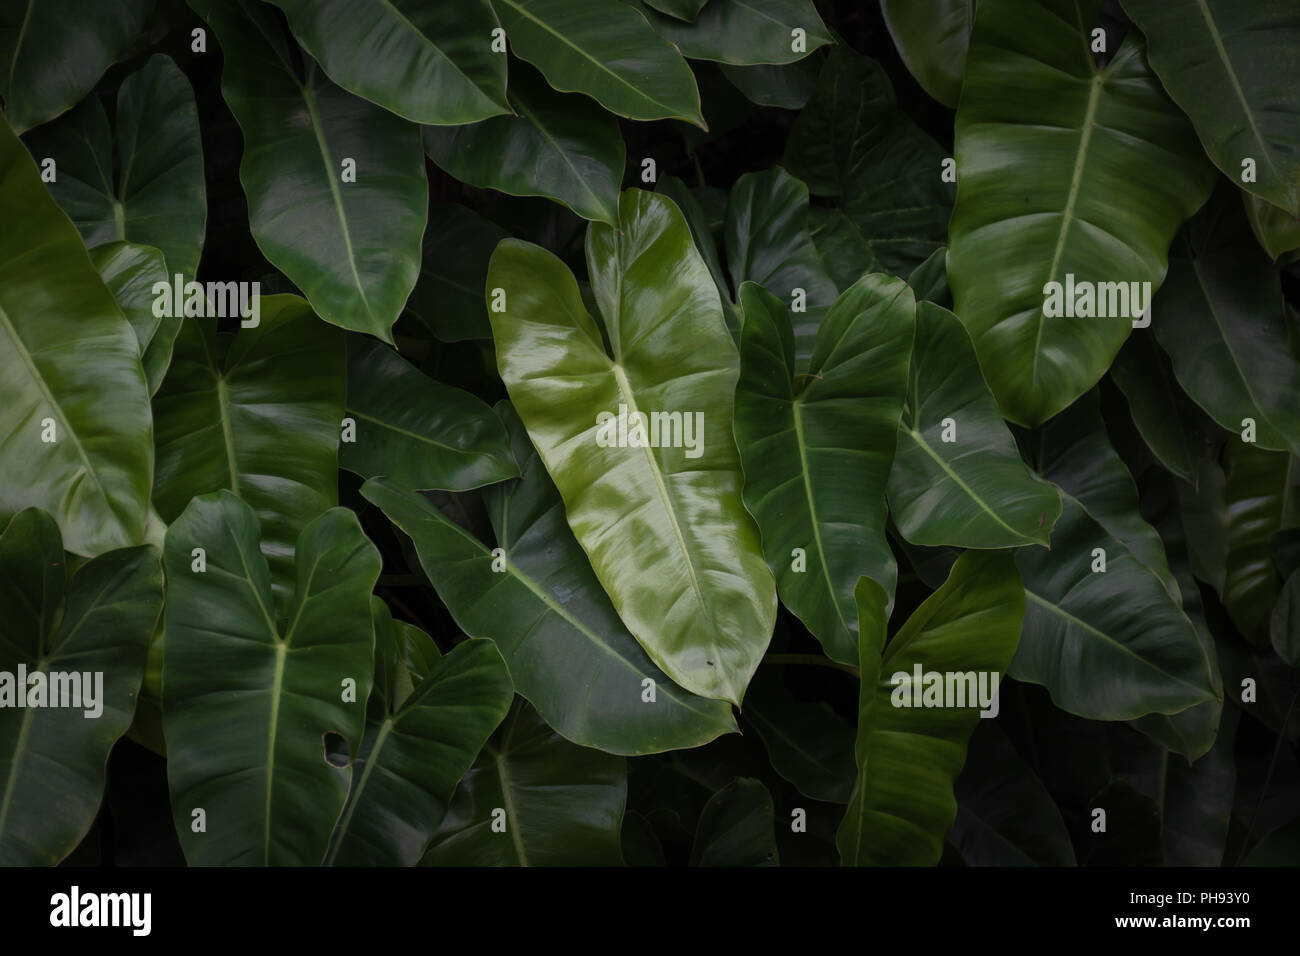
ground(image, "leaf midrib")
xmin=1191 ymin=0 xmax=1277 ymax=180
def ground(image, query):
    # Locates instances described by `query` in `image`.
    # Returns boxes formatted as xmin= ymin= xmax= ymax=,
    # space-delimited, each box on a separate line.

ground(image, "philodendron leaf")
xmin=1222 ymin=443 xmax=1300 ymax=645
xmin=362 ymin=403 xmax=738 ymax=756
xmin=162 ymin=492 xmax=381 ymax=866
xmin=491 ymin=0 xmax=704 ymax=126
xmin=89 ymin=242 xmax=180 ymax=396
xmin=486 ymin=189 xmax=776 ymax=706
xmin=838 ymin=552 xmax=1025 ymax=866
xmin=743 ymin=673 xmax=856 ymax=804
xmin=266 ymin=0 xmax=510 ymax=125
xmin=1122 ymin=0 xmax=1300 ymax=217
xmin=784 ymin=47 xmax=954 ymax=279
xmin=0 ymin=0 xmax=151 ymax=133
xmin=1243 ymin=193 xmax=1300 ymax=261
xmin=423 ymin=62 xmax=625 ymax=226
xmin=152 ymin=295 xmax=346 ymax=607
xmin=733 ymin=277 xmax=913 ymax=664
xmin=423 ymin=700 xmax=626 ymax=866
xmin=879 ymin=0 xmax=974 ymax=107
xmin=0 ymin=118 xmax=153 ymax=557
xmin=689 ymin=778 xmax=779 ymax=866
xmin=0 ymin=509 xmax=162 ymax=865
xmin=1273 ymin=570 xmax=1300 ymax=667
xmin=656 ymin=175 xmax=739 ymax=336
xmin=950 ymin=722 xmax=1076 ymax=866
xmin=721 ymin=61 xmax=817 ymax=110
xmin=644 ymin=0 xmax=706 ymax=20
xmin=341 ymin=337 xmax=518 ymax=491
xmin=405 ymin=202 xmax=508 ymax=343
xmin=1152 ymin=191 xmax=1300 ymax=456
xmin=191 ymin=0 xmax=426 ymax=342
xmin=326 ymin=604 xmax=513 ymax=866
xmin=888 ymin=302 xmax=1061 ymax=549
xmin=1012 ymin=495 xmax=1218 ymax=721
xmin=24 ymin=54 xmax=207 ymax=281
xmin=642 ymin=0 xmax=832 ymax=66
xmin=947 ymin=0 xmax=1217 ymax=427
xmin=725 ymin=167 xmax=839 ymax=369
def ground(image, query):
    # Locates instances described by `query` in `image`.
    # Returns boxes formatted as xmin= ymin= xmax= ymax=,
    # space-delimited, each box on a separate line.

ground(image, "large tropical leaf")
xmin=1243 ymin=193 xmax=1300 ymax=261
xmin=190 ymin=0 xmax=426 ymax=341
xmin=341 ymin=337 xmax=518 ymax=491
xmin=742 ymin=672 xmax=855 ymax=804
xmin=689 ymin=778 xmax=779 ymax=866
xmin=89 ymin=242 xmax=180 ymax=397
xmin=362 ymin=404 xmax=738 ymax=756
xmin=0 ymin=0 xmax=151 ymax=133
xmin=0 ymin=509 xmax=161 ymax=865
xmin=151 ymin=295 xmax=345 ymax=605
xmin=946 ymin=0 xmax=1218 ymax=427
xmin=0 ymin=118 xmax=153 ymax=557
xmin=733 ymin=277 xmax=913 ymax=664
xmin=1122 ymin=0 xmax=1300 ymax=217
xmin=485 ymin=189 xmax=776 ymax=705
xmin=326 ymin=608 xmax=513 ymax=865
xmin=642 ymin=0 xmax=831 ymax=66
xmin=879 ymin=0 xmax=973 ymax=107
xmin=888 ymin=301 xmax=1061 ymax=549
xmin=1152 ymin=190 xmax=1300 ymax=456
xmin=1012 ymin=496 xmax=1218 ymax=721
xmin=784 ymin=47 xmax=954 ymax=279
xmin=266 ymin=0 xmax=510 ymax=124
xmin=162 ymin=492 xmax=381 ymax=866
xmin=724 ymin=167 xmax=838 ymax=368
xmin=404 ymin=202 xmax=508 ymax=343
xmin=491 ymin=0 xmax=703 ymax=126
xmin=838 ymin=553 xmax=1025 ymax=866
xmin=424 ymin=62 xmax=624 ymax=225
xmin=1222 ymin=443 xmax=1300 ymax=645
xmin=423 ymin=700 xmax=626 ymax=866
xmin=23 ymin=54 xmax=207 ymax=280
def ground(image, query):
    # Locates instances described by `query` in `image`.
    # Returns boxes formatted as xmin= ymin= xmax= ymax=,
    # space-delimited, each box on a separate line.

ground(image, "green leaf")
xmin=725 ymin=167 xmax=838 ymax=368
xmin=906 ymin=248 xmax=950 ymax=306
xmin=947 ymin=0 xmax=1217 ymax=427
xmin=326 ymin=617 xmax=513 ymax=865
xmin=405 ymin=202 xmax=508 ymax=343
xmin=0 ymin=118 xmax=152 ymax=557
xmin=689 ymin=778 xmax=779 ymax=866
xmin=0 ymin=0 xmax=151 ymax=133
xmin=1109 ymin=328 xmax=1209 ymax=484
xmin=642 ymin=0 xmax=831 ymax=66
xmin=656 ymin=175 xmax=740 ymax=336
xmin=191 ymin=0 xmax=426 ymax=342
xmin=1152 ymin=191 xmax=1300 ymax=456
xmin=1272 ymin=569 xmax=1300 ymax=667
xmin=341 ymin=337 xmax=518 ymax=491
xmin=491 ymin=0 xmax=704 ymax=126
xmin=1161 ymin=707 xmax=1237 ymax=865
xmin=152 ymin=295 xmax=346 ymax=604
xmin=733 ymin=277 xmax=913 ymax=663
xmin=743 ymin=673 xmax=855 ymax=804
xmin=888 ymin=302 xmax=1061 ymax=549
xmin=879 ymin=0 xmax=973 ymax=107
xmin=361 ymin=405 xmax=738 ymax=756
xmin=784 ymin=47 xmax=954 ymax=278
xmin=423 ymin=62 xmax=624 ymax=225
xmin=0 ymin=509 xmax=162 ymax=865
xmin=720 ymin=60 xmax=816 ymax=109
xmin=266 ymin=0 xmax=510 ymax=124
xmin=486 ymin=189 xmax=775 ymax=705
xmin=162 ymin=491 xmax=381 ymax=865
xmin=423 ymin=700 xmax=626 ymax=865
xmin=1012 ymin=495 xmax=1218 ymax=720
xmin=1122 ymin=0 xmax=1300 ymax=217
xmin=89 ymin=241 xmax=180 ymax=396
xmin=23 ymin=54 xmax=207 ymax=281
xmin=951 ymin=722 xmax=1076 ymax=866
xmin=1243 ymin=192 xmax=1300 ymax=261
xmin=838 ymin=553 xmax=1025 ymax=866
xmin=1223 ymin=443 xmax=1300 ymax=644
xmin=644 ymin=0 xmax=706 ymax=20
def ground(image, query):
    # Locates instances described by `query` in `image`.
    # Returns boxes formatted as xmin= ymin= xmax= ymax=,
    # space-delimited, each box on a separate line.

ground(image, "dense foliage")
xmin=1 ymin=0 xmax=1298 ymax=867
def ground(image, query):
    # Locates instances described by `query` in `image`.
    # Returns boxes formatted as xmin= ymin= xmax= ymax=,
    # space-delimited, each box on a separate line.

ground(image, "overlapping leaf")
xmin=880 ymin=0 xmax=973 ymax=107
